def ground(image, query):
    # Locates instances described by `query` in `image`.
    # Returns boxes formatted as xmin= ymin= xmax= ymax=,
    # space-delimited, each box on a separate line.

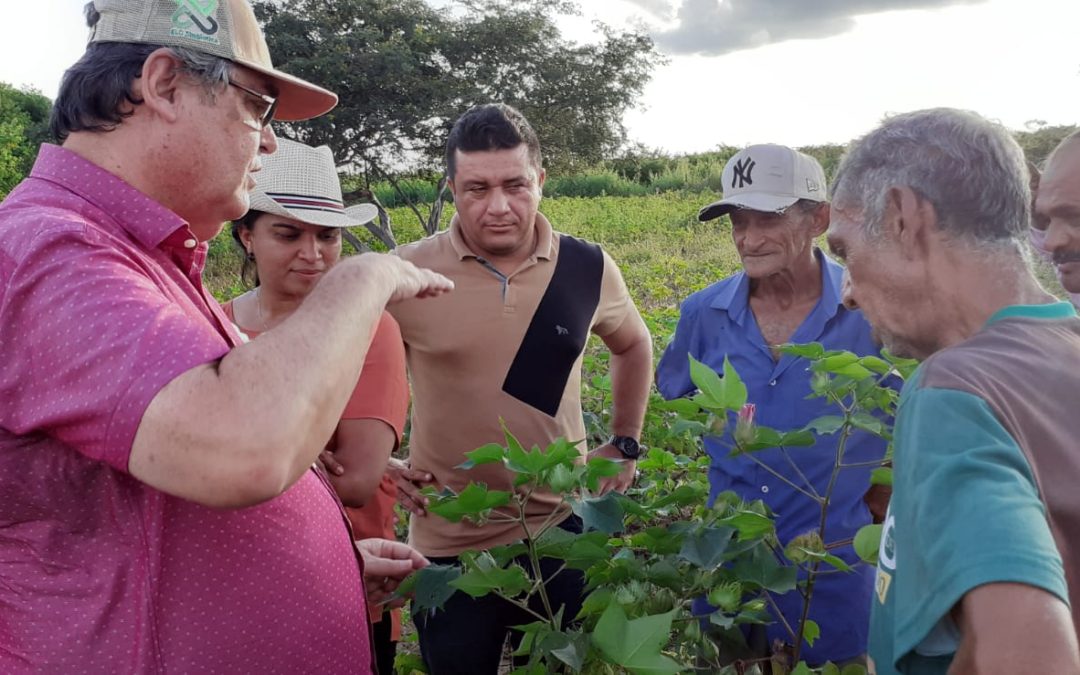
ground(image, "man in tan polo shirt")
xmin=390 ymin=103 xmax=653 ymax=674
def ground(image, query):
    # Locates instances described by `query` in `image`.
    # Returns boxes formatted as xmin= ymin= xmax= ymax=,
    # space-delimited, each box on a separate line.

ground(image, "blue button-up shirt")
xmin=656 ymin=249 xmax=888 ymax=663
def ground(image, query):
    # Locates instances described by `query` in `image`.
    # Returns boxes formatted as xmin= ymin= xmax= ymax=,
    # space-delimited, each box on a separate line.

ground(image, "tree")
xmin=254 ymin=0 xmax=661 ymax=242
xmin=0 ymin=83 xmax=51 ymax=198
xmin=1014 ymin=121 xmax=1078 ymax=168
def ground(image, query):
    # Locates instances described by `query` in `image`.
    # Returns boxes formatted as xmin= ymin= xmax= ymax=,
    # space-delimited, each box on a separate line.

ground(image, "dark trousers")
xmin=414 ymin=516 xmax=585 ymax=675
xmin=372 ymin=610 xmax=396 ymax=675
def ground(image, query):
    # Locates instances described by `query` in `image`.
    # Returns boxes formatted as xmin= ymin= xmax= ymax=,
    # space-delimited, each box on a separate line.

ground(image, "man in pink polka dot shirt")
xmin=0 ymin=1 xmax=452 ymax=673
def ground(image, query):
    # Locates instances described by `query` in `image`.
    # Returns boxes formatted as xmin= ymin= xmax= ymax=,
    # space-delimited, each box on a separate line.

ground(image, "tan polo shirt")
xmin=391 ymin=214 xmax=636 ymax=556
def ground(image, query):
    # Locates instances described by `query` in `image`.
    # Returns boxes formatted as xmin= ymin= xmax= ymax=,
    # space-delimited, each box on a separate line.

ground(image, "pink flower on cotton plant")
xmin=734 ymin=403 xmax=757 ymax=446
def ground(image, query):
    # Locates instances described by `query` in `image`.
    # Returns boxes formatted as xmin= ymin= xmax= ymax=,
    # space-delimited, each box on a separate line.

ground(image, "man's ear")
xmin=138 ymin=48 xmax=185 ymax=123
xmin=882 ymin=185 xmax=936 ymax=261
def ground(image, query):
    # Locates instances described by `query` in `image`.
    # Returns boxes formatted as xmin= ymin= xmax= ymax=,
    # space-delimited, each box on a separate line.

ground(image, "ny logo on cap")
xmin=172 ymin=0 xmax=220 ymax=39
xmin=731 ymin=157 xmax=755 ymax=189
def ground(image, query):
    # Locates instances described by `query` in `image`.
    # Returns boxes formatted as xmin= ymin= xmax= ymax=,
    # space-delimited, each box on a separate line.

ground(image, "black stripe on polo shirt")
xmin=502 ymin=235 xmax=604 ymax=417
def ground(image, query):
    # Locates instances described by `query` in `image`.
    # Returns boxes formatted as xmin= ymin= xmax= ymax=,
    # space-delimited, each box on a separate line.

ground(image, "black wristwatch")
xmin=609 ymin=435 xmax=642 ymax=460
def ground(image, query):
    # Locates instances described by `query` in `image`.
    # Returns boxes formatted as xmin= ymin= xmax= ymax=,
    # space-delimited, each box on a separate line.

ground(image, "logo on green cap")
xmin=171 ymin=0 xmax=221 ymax=45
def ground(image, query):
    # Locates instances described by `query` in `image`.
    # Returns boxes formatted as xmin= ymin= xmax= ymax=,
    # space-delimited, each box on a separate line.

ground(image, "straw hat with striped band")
xmin=249 ymin=139 xmax=378 ymax=228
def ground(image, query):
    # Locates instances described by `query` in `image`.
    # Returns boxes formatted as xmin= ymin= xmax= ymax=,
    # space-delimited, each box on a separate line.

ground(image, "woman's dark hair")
xmin=231 ymin=211 xmax=263 ymax=287
xmin=50 ymin=3 xmax=231 ymax=141
xmin=444 ymin=103 xmax=542 ymax=179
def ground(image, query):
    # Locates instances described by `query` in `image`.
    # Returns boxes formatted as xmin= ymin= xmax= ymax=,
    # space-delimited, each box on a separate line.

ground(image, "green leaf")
xmin=630 ymin=527 xmax=685 ymax=556
xmin=678 ymin=526 xmax=735 ymax=569
xmin=591 ymin=604 xmax=683 ymax=675
xmin=815 ymin=352 xmax=859 ymax=372
xmin=450 ymin=560 xmax=531 ymax=598
xmin=854 ymin=524 xmax=883 ymax=565
xmin=456 ymin=443 xmax=506 ymax=470
xmin=720 ymin=356 xmax=749 ymax=410
xmin=841 ymin=664 xmax=870 ymax=675
xmin=834 ymin=363 xmax=873 ymax=379
xmin=870 ymin=467 xmax=893 ymax=486
xmin=779 ymin=430 xmax=817 ymax=447
xmin=584 ymin=456 xmax=624 ymax=491
xmin=637 ymin=448 xmax=678 ymax=472
xmin=646 ymin=558 xmax=683 ymax=589
xmin=650 ymin=483 xmax=708 ymax=510
xmin=393 ymin=652 xmax=428 ymax=675
xmin=806 ymin=415 xmax=846 ymax=435
xmin=850 ymin=412 xmax=890 ymax=438
xmin=426 ymin=483 xmax=512 ymax=523
xmin=820 ymin=662 xmax=842 ymax=675
xmin=654 ymin=397 xmax=701 ymax=416
xmin=803 ymin=620 xmax=820 ymax=647
xmin=820 ymin=553 xmax=853 ymax=572
xmin=778 ymin=342 xmax=825 ymax=359
xmin=688 ymin=354 xmax=747 ymax=411
xmin=406 ymin=564 xmax=462 ymax=613
xmin=571 ymin=492 xmax=629 ymax=534
xmin=547 ymin=463 xmax=575 ymax=493
xmin=720 ymin=509 xmax=775 ymax=541
xmin=859 ymin=355 xmax=893 ymax=375
xmin=564 ymin=531 xmax=614 ymax=570
xmin=577 ymin=587 xmax=615 ymax=619
xmin=503 ymin=422 xmax=526 ymax=456
xmin=791 ymin=662 xmax=813 ymax=675
xmin=549 ymin=631 xmax=589 ymax=671
xmin=733 ymin=544 xmax=797 ymax=594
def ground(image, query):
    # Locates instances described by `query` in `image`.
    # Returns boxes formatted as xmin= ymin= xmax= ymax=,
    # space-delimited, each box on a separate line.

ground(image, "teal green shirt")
xmin=867 ymin=304 xmax=1071 ymax=674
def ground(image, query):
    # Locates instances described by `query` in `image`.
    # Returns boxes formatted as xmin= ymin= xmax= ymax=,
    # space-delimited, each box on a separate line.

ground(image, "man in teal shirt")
xmin=828 ymin=108 xmax=1080 ymax=673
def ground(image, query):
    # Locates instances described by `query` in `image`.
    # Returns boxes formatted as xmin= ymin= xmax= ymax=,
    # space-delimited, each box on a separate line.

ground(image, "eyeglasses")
xmin=228 ymin=79 xmax=279 ymax=128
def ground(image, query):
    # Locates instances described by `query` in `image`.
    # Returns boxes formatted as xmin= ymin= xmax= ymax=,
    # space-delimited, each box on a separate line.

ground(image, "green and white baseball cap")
xmin=699 ymin=144 xmax=827 ymax=221
xmin=88 ymin=0 xmax=337 ymax=121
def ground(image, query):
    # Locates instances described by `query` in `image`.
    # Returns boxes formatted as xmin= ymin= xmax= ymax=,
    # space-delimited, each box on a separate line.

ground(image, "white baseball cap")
xmin=698 ymin=144 xmax=827 ymax=222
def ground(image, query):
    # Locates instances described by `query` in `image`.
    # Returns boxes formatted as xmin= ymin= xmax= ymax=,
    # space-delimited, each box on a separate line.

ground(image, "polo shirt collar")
xmin=448 ymin=212 xmax=555 ymax=261
xmin=30 ymin=144 xmax=190 ymax=250
xmin=986 ymin=301 xmax=1077 ymax=326
xmin=709 ymin=248 xmax=843 ymax=322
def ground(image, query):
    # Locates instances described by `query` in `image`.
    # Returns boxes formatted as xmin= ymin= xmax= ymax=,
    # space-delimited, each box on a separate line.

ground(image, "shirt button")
xmin=183 ymin=238 xmax=197 ymax=249
xmin=769 ymin=380 xmax=777 ymax=386
xmin=761 ymin=486 xmax=769 ymax=494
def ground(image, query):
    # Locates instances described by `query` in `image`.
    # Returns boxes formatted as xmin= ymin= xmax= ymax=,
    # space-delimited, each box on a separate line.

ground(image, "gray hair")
xmin=50 ymin=3 xmax=232 ymax=141
xmin=832 ymin=108 xmax=1030 ymax=247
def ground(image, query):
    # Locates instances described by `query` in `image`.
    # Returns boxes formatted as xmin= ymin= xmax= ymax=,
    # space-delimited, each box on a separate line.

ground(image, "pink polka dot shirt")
xmin=0 ymin=145 xmax=374 ymax=673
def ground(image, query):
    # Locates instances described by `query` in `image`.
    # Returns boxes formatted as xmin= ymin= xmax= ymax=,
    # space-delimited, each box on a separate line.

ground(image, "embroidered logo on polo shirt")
xmin=555 ymin=325 xmax=569 ymax=336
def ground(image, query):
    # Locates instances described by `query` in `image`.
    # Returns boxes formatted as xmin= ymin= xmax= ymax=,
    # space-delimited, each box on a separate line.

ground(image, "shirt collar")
xmin=710 ymin=248 xmax=844 ymax=318
xmin=30 ymin=144 xmax=191 ymax=250
xmin=986 ymin=301 xmax=1077 ymax=326
xmin=448 ymin=212 xmax=555 ymax=261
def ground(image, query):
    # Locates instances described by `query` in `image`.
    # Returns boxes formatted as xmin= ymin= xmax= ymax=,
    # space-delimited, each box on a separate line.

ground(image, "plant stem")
xmin=743 ymin=452 xmax=822 ymax=502
xmin=764 ymin=591 xmax=798 ymax=643
xmin=792 ymin=418 xmax=853 ymax=664
xmin=518 ymin=502 xmax=558 ymax=630
xmin=838 ymin=459 xmax=888 ymax=470
xmin=778 ymin=446 xmax=821 ymax=499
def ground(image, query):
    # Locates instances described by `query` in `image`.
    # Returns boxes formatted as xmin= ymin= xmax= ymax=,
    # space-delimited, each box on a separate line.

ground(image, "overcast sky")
xmin=4 ymin=0 xmax=1077 ymax=154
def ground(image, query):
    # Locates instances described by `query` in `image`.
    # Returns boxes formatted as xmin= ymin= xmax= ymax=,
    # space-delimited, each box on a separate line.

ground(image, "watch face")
xmin=613 ymin=436 xmax=641 ymax=459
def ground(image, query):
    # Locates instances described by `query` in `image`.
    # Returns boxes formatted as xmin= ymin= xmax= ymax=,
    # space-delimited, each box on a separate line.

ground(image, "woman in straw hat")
xmin=224 ymin=138 xmax=423 ymax=673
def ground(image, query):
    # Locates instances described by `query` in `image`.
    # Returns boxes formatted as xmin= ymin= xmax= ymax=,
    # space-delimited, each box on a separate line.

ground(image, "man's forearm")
xmin=607 ymin=325 xmax=653 ymax=439
xmin=131 ymin=254 xmax=448 ymax=508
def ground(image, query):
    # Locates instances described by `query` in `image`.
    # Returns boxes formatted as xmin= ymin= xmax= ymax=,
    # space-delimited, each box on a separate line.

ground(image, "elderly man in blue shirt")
xmin=657 ymin=144 xmax=889 ymax=665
